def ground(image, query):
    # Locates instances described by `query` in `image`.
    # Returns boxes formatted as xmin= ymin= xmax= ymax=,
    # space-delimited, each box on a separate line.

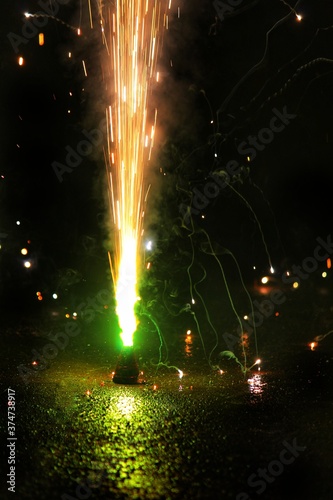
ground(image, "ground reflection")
xmin=114 ymin=395 xmax=139 ymax=417
xmin=247 ymin=373 xmax=267 ymax=398
xmin=184 ymin=330 xmax=193 ymax=357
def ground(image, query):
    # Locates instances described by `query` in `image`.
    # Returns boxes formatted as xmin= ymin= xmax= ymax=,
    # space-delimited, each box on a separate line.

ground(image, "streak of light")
xmin=248 ymin=358 xmax=262 ymax=370
xmin=314 ymin=329 xmax=333 ymax=343
xmin=25 ymin=11 xmax=80 ymax=33
xmin=279 ymin=0 xmax=302 ymax=21
xmin=144 ymin=184 xmax=151 ymax=203
xmin=88 ymin=0 xmax=93 ymax=29
xmin=82 ymin=60 xmax=88 ymax=77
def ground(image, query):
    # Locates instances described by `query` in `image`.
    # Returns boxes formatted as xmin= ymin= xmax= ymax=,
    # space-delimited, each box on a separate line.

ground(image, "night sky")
xmin=1 ymin=0 xmax=333 ymax=309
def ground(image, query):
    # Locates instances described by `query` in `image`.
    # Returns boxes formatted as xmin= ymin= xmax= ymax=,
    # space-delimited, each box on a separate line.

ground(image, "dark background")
xmin=0 ymin=0 xmax=333 ymax=318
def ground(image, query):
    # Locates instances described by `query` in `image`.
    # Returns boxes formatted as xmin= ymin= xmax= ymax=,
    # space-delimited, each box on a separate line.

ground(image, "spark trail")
xmin=103 ymin=0 xmax=169 ymax=347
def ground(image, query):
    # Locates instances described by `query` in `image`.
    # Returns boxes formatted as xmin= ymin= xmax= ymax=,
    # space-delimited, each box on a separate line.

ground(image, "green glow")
xmin=116 ymin=234 xmax=137 ymax=347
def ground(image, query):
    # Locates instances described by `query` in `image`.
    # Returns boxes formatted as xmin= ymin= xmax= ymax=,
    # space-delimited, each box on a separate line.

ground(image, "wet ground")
xmin=1 ymin=284 xmax=333 ymax=500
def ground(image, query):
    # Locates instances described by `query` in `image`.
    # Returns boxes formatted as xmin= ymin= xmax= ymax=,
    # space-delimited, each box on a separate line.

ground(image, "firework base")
xmin=113 ymin=346 xmax=140 ymax=384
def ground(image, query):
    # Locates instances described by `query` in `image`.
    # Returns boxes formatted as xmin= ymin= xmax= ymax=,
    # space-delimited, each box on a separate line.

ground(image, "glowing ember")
xmin=309 ymin=342 xmax=318 ymax=351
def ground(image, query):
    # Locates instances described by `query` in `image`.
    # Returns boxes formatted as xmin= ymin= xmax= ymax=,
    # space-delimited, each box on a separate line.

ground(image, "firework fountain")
xmin=101 ymin=0 xmax=168 ymax=382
